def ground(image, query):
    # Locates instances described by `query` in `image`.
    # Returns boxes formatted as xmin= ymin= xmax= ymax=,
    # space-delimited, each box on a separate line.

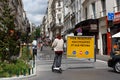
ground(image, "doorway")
xmin=102 ymin=34 xmax=107 ymax=55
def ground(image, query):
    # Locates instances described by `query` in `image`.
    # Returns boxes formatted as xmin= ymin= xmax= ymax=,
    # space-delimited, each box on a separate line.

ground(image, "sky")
xmin=22 ymin=0 xmax=48 ymax=26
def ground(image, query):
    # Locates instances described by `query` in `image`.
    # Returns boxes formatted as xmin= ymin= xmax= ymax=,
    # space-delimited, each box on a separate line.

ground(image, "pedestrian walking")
xmin=38 ymin=41 xmax=41 ymax=48
xmin=113 ymin=43 xmax=119 ymax=51
xmin=40 ymin=42 xmax=43 ymax=51
xmin=51 ymin=33 xmax=64 ymax=72
xmin=32 ymin=40 xmax=37 ymax=56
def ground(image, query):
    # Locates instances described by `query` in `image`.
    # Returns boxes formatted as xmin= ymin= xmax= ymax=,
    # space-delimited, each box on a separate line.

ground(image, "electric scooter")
xmin=52 ymin=66 xmax=62 ymax=73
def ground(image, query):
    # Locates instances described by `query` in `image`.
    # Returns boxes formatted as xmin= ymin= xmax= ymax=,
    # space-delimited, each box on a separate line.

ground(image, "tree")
xmin=0 ymin=0 xmax=20 ymax=62
xmin=35 ymin=27 xmax=41 ymax=39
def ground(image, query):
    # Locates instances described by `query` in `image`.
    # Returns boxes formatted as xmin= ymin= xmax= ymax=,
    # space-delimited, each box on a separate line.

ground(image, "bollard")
xmin=28 ymin=68 xmax=31 ymax=75
xmin=9 ymin=71 xmax=12 ymax=77
xmin=16 ymin=70 xmax=19 ymax=77
xmin=32 ymin=68 xmax=33 ymax=74
xmin=23 ymin=69 xmax=26 ymax=76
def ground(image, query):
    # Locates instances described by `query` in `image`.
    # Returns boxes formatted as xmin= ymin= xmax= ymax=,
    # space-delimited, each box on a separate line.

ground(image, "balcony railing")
xmin=56 ymin=23 xmax=64 ymax=27
xmin=90 ymin=14 xmax=96 ymax=19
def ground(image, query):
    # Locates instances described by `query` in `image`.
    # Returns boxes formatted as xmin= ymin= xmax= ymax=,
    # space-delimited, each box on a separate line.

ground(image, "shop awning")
xmin=112 ymin=32 xmax=120 ymax=38
xmin=75 ymin=19 xmax=98 ymax=29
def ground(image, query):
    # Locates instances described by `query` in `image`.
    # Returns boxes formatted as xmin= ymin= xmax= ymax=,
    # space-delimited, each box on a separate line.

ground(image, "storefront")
xmin=111 ymin=12 xmax=120 ymax=35
xmin=74 ymin=19 xmax=98 ymax=35
xmin=111 ymin=12 xmax=120 ymax=52
xmin=107 ymin=12 xmax=120 ymax=55
xmin=98 ymin=17 xmax=108 ymax=55
xmin=74 ymin=19 xmax=99 ymax=53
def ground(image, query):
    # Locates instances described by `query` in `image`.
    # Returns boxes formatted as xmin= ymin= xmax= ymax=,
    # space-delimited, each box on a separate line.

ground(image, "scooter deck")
xmin=52 ymin=67 xmax=62 ymax=73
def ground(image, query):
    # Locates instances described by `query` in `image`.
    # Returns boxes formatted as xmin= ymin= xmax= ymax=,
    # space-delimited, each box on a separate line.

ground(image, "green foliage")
xmin=29 ymin=32 xmax=36 ymax=42
xmin=0 ymin=0 xmax=20 ymax=62
xmin=20 ymin=46 xmax=32 ymax=61
xmin=20 ymin=32 xmax=35 ymax=43
xmin=0 ymin=60 xmax=31 ymax=77
xmin=0 ymin=0 xmax=34 ymax=78
xmin=0 ymin=44 xmax=32 ymax=77
xmin=20 ymin=32 xmax=27 ymax=43
xmin=0 ymin=0 xmax=33 ymax=78
xmin=0 ymin=0 xmax=15 ymax=30
xmin=35 ymin=27 xmax=41 ymax=38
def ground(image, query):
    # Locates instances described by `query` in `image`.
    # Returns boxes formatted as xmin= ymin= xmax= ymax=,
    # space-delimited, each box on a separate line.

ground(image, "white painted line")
xmin=96 ymin=59 xmax=107 ymax=63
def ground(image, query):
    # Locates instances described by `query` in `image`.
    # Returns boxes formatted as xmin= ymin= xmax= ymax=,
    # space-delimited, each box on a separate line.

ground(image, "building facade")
xmin=49 ymin=0 xmax=64 ymax=40
xmin=42 ymin=0 xmax=120 ymax=55
xmin=0 ymin=0 xmax=31 ymax=34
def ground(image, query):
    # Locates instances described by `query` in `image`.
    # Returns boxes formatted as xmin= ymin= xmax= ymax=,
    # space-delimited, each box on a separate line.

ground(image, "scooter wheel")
xmin=51 ymin=66 xmax=54 ymax=72
xmin=59 ymin=68 xmax=62 ymax=73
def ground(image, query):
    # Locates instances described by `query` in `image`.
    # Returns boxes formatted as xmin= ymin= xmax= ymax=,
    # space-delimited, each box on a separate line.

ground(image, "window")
xmin=116 ymin=0 xmax=120 ymax=11
xmin=59 ymin=18 xmax=61 ymax=24
xmin=101 ymin=0 xmax=106 ymax=16
xmin=58 ymin=9 xmax=61 ymax=12
xmin=57 ymin=14 xmax=61 ymax=19
xmin=101 ymin=0 xmax=106 ymax=10
xmin=85 ymin=7 xmax=88 ymax=20
xmin=57 ymin=14 xmax=62 ymax=24
xmin=58 ymin=0 xmax=61 ymax=6
xmin=92 ymin=2 xmax=96 ymax=18
xmin=71 ymin=0 xmax=74 ymax=3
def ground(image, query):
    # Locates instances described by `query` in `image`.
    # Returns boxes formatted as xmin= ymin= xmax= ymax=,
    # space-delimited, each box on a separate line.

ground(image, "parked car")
xmin=108 ymin=51 xmax=120 ymax=73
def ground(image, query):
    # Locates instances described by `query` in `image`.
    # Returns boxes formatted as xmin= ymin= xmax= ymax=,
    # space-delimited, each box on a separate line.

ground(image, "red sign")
xmin=79 ymin=51 xmax=83 ymax=55
xmin=113 ymin=12 xmax=120 ymax=24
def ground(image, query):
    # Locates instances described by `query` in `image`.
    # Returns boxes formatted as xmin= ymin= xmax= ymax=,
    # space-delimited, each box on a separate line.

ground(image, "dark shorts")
xmin=55 ymin=51 xmax=63 ymax=54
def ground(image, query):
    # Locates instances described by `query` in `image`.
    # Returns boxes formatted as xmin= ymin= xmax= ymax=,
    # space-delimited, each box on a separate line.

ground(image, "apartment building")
xmin=10 ymin=0 xmax=28 ymax=32
xmin=62 ymin=0 xmax=120 ymax=55
xmin=62 ymin=0 xmax=82 ymax=40
xmin=41 ymin=16 xmax=46 ymax=39
xmin=42 ymin=0 xmax=120 ymax=55
xmin=63 ymin=0 xmax=72 ymax=36
xmin=47 ymin=0 xmax=53 ymax=40
xmin=0 ymin=0 xmax=30 ymax=34
xmin=49 ymin=0 xmax=64 ymax=39
xmin=74 ymin=0 xmax=120 ymax=55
